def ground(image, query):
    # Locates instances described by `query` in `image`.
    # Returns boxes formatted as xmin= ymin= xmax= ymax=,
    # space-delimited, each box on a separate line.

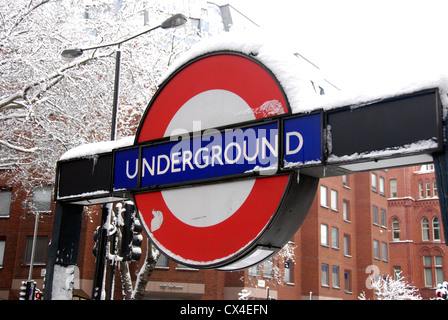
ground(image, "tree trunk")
xmin=131 ymin=239 xmax=160 ymax=300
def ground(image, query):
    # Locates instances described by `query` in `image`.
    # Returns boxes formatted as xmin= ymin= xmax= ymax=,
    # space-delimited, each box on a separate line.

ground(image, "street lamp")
xmin=60 ymin=13 xmax=187 ymax=300
xmin=60 ymin=13 xmax=187 ymax=140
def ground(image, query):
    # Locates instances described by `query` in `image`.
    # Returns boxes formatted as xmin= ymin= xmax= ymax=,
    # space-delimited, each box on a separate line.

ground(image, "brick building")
xmin=1 ymin=1 xmax=446 ymax=300
xmin=387 ymin=164 xmax=446 ymax=300
xmin=1 ymin=161 xmax=446 ymax=300
xmin=296 ymin=171 xmax=390 ymax=300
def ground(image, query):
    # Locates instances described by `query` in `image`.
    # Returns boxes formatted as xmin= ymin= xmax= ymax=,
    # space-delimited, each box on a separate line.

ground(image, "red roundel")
xmin=134 ymin=52 xmax=292 ymax=267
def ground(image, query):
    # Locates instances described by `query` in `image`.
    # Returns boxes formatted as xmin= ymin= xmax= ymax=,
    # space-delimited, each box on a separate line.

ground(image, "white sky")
xmin=215 ymin=0 xmax=448 ymax=92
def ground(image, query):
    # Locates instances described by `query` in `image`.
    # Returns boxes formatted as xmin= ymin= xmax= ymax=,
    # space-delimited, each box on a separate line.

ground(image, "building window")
xmin=344 ymin=270 xmax=351 ymax=293
xmin=0 ymin=190 xmax=12 ymax=217
xmin=372 ymin=206 xmax=379 ymax=225
xmin=343 ymin=235 xmax=351 ymax=257
xmin=373 ymin=240 xmax=380 ymax=260
xmin=24 ymin=236 xmax=48 ymax=265
xmin=434 ymin=181 xmax=438 ymax=197
xmin=331 ymin=190 xmax=338 ymax=211
xmin=422 ymin=218 xmax=430 ymax=241
xmin=343 ymin=201 xmax=350 ymax=221
xmin=371 ymin=173 xmax=377 ymax=192
xmin=332 ymin=266 xmax=340 ymax=288
xmin=320 ymin=186 xmax=328 ymax=207
xmin=426 ymin=182 xmax=431 ymax=198
xmin=263 ymin=257 xmax=273 ymax=278
xmin=423 ymin=255 xmax=444 ymax=287
xmin=382 ymin=242 xmax=388 ymax=261
xmin=249 ymin=264 xmax=259 ymax=276
xmin=380 ymin=209 xmax=386 ymax=228
xmin=0 ymin=239 xmax=5 ymax=267
xmin=419 ymin=183 xmax=424 ymax=199
xmin=390 ymin=179 xmax=397 ymax=198
xmin=284 ymin=261 xmax=292 ymax=283
xmin=435 ymin=255 xmax=444 ymax=284
xmin=433 ymin=217 xmax=441 ymax=241
xmin=424 ymin=256 xmax=433 ymax=287
xmin=379 ymin=177 xmax=385 ymax=196
xmin=331 ymin=227 xmax=339 ymax=249
xmin=177 ymin=263 xmax=197 ymax=270
xmin=393 ymin=266 xmax=402 ymax=280
xmin=342 ymin=175 xmax=349 ymax=188
xmin=321 ymin=264 xmax=329 ymax=286
xmin=32 ymin=185 xmax=52 ymax=212
xmin=321 ymin=224 xmax=328 ymax=246
xmin=392 ymin=218 xmax=400 ymax=241
xmin=156 ymin=254 xmax=169 ymax=268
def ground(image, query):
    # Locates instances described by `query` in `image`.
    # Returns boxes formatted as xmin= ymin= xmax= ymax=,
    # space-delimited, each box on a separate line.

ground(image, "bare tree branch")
xmin=0 ymin=52 xmax=114 ymax=111
xmin=0 ymin=139 xmax=37 ymax=153
xmin=2 ymin=0 xmax=50 ymax=41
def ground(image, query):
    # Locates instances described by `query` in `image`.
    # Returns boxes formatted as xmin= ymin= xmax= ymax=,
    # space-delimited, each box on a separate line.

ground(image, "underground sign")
xmin=132 ymin=51 xmax=320 ymax=270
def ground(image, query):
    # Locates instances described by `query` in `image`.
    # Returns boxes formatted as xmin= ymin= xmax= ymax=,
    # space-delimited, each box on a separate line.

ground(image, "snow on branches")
xmin=359 ymin=272 xmax=421 ymax=300
xmin=0 ymin=0 xmax=199 ymax=196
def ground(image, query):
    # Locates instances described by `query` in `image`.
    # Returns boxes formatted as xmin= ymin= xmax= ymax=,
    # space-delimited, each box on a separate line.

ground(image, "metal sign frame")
xmin=55 ymin=87 xmax=444 ymax=204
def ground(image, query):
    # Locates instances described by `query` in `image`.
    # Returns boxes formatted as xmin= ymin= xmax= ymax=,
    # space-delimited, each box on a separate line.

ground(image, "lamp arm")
xmin=81 ymin=25 xmax=161 ymax=52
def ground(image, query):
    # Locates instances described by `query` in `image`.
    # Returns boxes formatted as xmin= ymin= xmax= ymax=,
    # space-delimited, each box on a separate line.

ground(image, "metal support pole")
xmin=110 ymin=46 xmax=121 ymax=141
xmin=92 ymin=203 xmax=112 ymax=300
xmin=27 ymin=212 xmax=39 ymax=281
xmin=44 ymin=202 xmax=83 ymax=300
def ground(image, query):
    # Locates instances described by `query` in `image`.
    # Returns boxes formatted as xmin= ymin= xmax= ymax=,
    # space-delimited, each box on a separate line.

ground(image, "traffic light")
xmin=120 ymin=202 xmax=143 ymax=261
xmin=34 ymin=288 xmax=42 ymax=300
xmin=19 ymin=280 xmax=35 ymax=300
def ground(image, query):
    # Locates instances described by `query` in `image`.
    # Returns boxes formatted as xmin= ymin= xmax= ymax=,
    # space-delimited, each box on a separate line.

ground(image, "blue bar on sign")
xmin=113 ymin=114 xmax=322 ymax=192
xmin=114 ymin=122 xmax=279 ymax=191
xmin=283 ymin=113 xmax=322 ymax=166
xmin=114 ymin=147 xmax=139 ymax=191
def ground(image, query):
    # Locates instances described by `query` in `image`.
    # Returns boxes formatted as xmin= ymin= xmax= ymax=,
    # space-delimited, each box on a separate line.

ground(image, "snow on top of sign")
xmin=328 ymin=139 xmax=439 ymax=164
xmin=317 ymin=70 xmax=448 ymax=117
xmin=163 ymin=31 xmax=448 ymax=117
xmin=160 ymin=31 xmax=324 ymax=114
xmin=59 ymin=136 xmax=134 ymax=160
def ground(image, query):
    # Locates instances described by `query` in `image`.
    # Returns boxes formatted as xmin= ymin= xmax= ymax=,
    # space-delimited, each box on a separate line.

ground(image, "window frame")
xmin=321 ymin=224 xmax=329 ymax=246
xmin=320 ymin=185 xmax=328 ymax=208
xmin=32 ymin=185 xmax=52 ymax=213
xmin=0 ymin=190 xmax=12 ymax=218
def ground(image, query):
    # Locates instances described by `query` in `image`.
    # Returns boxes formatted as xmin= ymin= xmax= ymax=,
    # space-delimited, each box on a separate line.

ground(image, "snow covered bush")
xmin=359 ymin=272 xmax=421 ymax=300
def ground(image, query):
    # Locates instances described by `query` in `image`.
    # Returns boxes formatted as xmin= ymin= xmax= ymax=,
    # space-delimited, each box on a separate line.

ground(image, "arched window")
xmin=433 ymin=217 xmax=441 ymax=241
xmin=392 ymin=218 xmax=400 ymax=241
xmin=422 ymin=218 xmax=430 ymax=241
